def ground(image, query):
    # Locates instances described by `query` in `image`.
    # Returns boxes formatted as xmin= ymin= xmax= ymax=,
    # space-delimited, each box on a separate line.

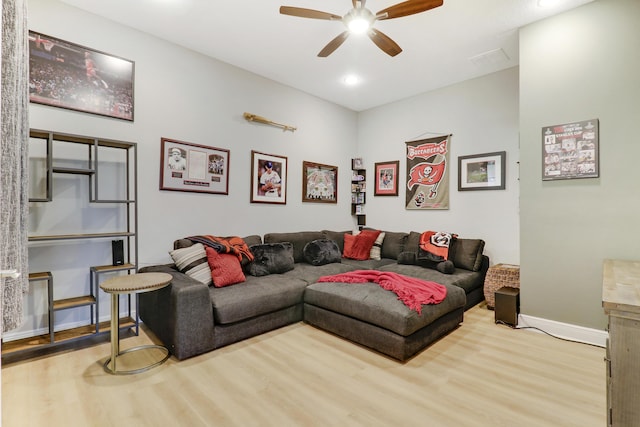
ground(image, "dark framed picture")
xmin=542 ymin=119 xmax=599 ymax=181
xmin=160 ymin=138 xmax=229 ymax=195
xmin=458 ymin=151 xmax=506 ymax=191
xmin=28 ymin=31 xmax=135 ymax=121
xmin=374 ymin=160 xmax=399 ymax=196
xmin=251 ymin=151 xmax=287 ymax=204
xmin=302 ymin=161 xmax=337 ymax=203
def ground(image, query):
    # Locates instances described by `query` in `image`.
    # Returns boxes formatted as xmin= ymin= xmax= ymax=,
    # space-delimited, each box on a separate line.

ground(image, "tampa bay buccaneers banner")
xmin=405 ymin=135 xmax=451 ymax=210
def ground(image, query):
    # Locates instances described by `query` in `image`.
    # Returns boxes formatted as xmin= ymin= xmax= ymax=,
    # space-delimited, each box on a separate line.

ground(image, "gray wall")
xmin=20 ymin=0 xmax=358 ymax=337
xmin=357 ymin=68 xmax=520 ymax=266
xmin=519 ymin=0 xmax=640 ymax=329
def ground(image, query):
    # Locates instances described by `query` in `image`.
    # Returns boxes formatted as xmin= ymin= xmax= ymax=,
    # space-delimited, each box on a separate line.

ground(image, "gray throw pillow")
xmin=303 ymin=239 xmax=342 ymax=266
xmin=245 ymin=242 xmax=295 ymax=276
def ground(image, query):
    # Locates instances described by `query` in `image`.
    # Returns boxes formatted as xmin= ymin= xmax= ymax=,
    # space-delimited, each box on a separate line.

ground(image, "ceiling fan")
xmin=279 ymin=0 xmax=444 ymax=57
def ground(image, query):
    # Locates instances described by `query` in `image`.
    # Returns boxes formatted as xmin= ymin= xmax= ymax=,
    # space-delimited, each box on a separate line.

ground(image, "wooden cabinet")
xmin=351 ymin=158 xmax=366 ymax=230
xmin=1 ymin=129 xmax=138 ymax=362
xmin=602 ymin=259 xmax=640 ymax=426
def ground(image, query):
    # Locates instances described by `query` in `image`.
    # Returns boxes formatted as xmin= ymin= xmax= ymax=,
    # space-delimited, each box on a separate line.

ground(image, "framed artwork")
xmin=405 ymin=135 xmax=451 ymax=210
xmin=159 ymin=138 xmax=229 ymax=195
xmin=542 ymin=119 xmax=599 ymax=181
xmin=302 ymin=161 xmax=337 ymax=203
xmin=251 ymin=151 xmax=287 ymax=204
xmin=352 ymin=158 xmax=364 ymax=169
xmin=374 ymin=160 xmax=399 ymax=196
xmin=28 ymin=31 xmax=135 ymax=121
xmin=458 ymin=151 xmax=506 ymax=191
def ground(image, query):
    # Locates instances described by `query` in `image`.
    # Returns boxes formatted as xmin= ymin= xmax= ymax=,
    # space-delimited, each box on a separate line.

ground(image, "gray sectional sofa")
xmin=138 ymin=229 xmax=489 ymax=362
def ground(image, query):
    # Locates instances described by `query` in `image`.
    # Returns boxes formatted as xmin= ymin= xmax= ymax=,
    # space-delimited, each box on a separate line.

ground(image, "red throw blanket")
xmin=187 ymin=235 xmax=254 ymax=263
xmin=317 ymin=270 xmax=447 ymax=314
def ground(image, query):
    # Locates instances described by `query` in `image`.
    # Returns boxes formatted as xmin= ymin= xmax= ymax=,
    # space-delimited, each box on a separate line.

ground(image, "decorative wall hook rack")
xmin=243 ymin=112 xmax=297 ymax=132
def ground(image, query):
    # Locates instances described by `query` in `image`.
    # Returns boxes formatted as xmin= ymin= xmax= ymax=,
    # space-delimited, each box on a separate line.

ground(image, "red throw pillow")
xmin=343 ymin=230 xmax=381 ymax=260
xmin=205 ymin=247 xmax=246 ymax=287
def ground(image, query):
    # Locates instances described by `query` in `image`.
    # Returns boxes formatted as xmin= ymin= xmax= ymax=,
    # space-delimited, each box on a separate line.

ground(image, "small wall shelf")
xmin=351 ymin=158 xmax=366 ymax=230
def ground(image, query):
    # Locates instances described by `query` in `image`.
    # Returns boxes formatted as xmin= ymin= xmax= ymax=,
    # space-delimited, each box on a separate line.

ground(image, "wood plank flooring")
xmin=1 ymin=304 xmax=606 ymax=426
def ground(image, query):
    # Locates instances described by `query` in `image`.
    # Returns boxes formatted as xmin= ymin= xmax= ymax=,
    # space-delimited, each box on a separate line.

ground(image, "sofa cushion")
xmin=397 ymin=251 xmax=455 ymax=275
xmin=304 ymin=281 xmax=465 ymax=336
xmin=380 ymin=231 xmax=409 ymax=260
xmin=369 ymin=232 xmax=386 ymax=260
xmin=264 ymin=231 xmax=325 ymax=263
xmin=205 ymin=247 xmax=246 ymax=287
xmin=211 ymin=274 xmax=308 ymax=324
xmin=169 ymin=243 xmax=212 ymax=286
xmin=321 ymin=230 xmax=352 ymax=253
xmin=380 ymin=263 xmax=484 ymax=294
xmin=303 ymin=239 xmax=342 ymax=266
xmin=246 ymin=243 xmax=295 ymax=276
xmin=450 ymin=239 xmax=485 ymax=271
xmin=343 ymin=230 xmax=381 ymax=260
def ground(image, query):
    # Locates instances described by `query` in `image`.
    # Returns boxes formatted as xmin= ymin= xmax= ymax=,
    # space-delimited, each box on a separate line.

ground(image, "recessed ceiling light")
xmin=343 ymin=74 xmax=361 ymax=86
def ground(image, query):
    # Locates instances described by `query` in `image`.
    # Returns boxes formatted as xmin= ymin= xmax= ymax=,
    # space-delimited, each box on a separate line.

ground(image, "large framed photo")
xmin=251 ymin=151 xmax=287 ymax=204
xmin=28 ymin=31 xmax=134 ymax=121
xmin=458 ymin=151 xmax=506 ymax=191
xmin=160 ymin=138 xmax=229 ymax=195
xmin=302 ymin=161 xmax=337 ymax=203
xmin=374 ymin=160 xmax=399 ymax=196
xmin=542 ymin=119 xmax=599 ymax=181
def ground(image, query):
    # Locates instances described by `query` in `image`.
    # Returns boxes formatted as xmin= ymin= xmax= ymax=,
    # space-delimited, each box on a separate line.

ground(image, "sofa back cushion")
xmin=380 ymin=231 xmax=408 ymax=260
xmin=245 ymin=243 xmax=295 ymax=276
xmin=321 ymin=230 xmax=352 ymax=253
xmin=450 ymin=239 xmax=485 ymax=271
xmin=264 ymin=231 xmax=325 ymax=263
xmin=405 ymin=232 xmax=485 ymax=272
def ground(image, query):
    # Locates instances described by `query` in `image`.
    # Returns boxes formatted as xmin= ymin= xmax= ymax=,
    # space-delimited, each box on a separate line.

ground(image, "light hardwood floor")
xmin=2 ymin=304 xmax=606 ymax=427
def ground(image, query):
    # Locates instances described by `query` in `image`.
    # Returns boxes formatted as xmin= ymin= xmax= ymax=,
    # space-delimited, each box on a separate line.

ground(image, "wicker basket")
xmin=484 ymin=263 xmax=520 ymax=309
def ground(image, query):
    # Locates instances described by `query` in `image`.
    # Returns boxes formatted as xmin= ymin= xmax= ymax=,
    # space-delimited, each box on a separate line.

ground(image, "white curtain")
xmin=1 ymin=0 xmax=29 ymax=333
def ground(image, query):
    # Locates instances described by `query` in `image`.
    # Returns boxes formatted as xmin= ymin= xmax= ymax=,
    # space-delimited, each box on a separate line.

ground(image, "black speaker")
xmin=495 ymin=286 xmax=520 ymax=327
xmin=112 ymin=240 xmax=124 ymax=266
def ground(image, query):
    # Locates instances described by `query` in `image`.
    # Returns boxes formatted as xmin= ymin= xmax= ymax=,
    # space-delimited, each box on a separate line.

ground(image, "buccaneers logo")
xmin=407 ymin=159 xmax=446 ymax=199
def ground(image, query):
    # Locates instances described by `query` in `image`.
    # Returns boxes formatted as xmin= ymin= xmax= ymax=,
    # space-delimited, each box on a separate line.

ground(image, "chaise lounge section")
xmin=138 ymin=229 xmax=488 ymax=361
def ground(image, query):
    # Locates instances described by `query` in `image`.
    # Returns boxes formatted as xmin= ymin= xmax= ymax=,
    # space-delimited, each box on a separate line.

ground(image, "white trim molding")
xmin=518 ymin=314 xmax=607 ymax=348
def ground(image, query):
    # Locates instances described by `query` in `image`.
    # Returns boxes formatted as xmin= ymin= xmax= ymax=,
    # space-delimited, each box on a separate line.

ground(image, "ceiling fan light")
xmin=348 ymin=17 xmax=370 ymax=34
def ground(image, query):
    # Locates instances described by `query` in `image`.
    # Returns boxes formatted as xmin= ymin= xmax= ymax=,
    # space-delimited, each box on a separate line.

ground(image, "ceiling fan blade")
xmin=318 ymin=31 xmax=350 ymax=57
xmin=279 ymin=6 xmax=342 ymax=20
xmin=376 ymin=0 xmax=443 ymax=20
xmin=368 ymin=28 xmax=402 ymax=57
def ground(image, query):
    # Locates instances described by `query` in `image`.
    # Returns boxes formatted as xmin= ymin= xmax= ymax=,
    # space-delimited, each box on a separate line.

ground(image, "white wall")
xmin=357 ymin=67 xmax=520 ymax=265
xmin=16 ymin=0 xmax=357 ymax=338
xmin=520 ymin=0 xmax=640 ymax=329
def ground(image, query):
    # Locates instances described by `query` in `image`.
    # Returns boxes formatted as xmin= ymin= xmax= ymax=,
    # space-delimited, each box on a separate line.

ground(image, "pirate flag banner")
xmin=405 ymin=135 xmax=451 ymax=210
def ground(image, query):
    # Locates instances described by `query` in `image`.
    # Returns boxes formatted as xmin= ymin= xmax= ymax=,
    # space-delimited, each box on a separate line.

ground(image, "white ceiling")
xmin=60 ymin=0 xmax=593 ymax=112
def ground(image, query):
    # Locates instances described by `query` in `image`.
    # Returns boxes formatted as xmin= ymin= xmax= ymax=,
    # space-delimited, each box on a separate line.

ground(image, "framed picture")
xmin=251 ymin=151 xmax=287 ymax=204
xmin=352 ymin=158 xmax=364 ymax=169
xmin=28 ymin=31 xmax=134 ymax=121
xmin=374 ymin=160 xmax=399 ymax=196
xmin=458 ymin=151 xmax=506 ymax=191
xmin=542 ymin=119 xmax=599 ymax=181
xmin=302 ymin=161 xmax=338 ymax=203
xmin=160 ymin=138 xmax=229 ymax=195
xmin=406 ymin=135 xmax=451 ymax=210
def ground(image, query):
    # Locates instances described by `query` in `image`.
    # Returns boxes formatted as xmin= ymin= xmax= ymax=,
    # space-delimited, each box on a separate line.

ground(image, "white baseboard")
xmin=518 ymin=314 xmax=607 ymax=348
